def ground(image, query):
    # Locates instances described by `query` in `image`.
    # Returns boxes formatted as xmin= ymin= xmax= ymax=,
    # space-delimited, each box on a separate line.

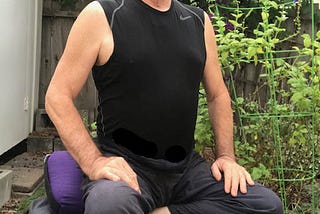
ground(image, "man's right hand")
xmin=88 ymin=156 xmax=141 ymax=193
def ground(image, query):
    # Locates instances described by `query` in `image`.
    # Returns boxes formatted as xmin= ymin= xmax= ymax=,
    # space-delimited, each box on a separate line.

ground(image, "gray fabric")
xmin=28 ymin=197 xmax=54 ymax=214
xmin=82 ymin=141 xmax=283 ymax=214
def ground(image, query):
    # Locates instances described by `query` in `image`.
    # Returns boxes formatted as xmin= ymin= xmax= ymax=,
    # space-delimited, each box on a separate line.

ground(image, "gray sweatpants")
xmin=82 ymin=140 xmax=283 ymax=214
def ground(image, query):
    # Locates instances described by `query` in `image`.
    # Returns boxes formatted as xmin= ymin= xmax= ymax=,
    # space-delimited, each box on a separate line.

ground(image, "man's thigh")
xmin=168 ymin=152 xmax=283 ymax=214
xmin=82 ymin=178 xmax=157 ymax=214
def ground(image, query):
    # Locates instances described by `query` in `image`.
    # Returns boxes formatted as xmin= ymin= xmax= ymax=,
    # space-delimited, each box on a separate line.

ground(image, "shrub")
xmin=194 ymin=0 xmax=319 ymax=211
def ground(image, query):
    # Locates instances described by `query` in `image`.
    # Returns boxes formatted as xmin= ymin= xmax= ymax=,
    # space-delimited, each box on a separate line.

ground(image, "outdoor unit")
xmin=0 ymin=0 xmax=42 ymax=155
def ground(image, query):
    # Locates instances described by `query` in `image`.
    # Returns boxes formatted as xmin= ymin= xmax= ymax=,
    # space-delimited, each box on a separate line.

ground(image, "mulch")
xmin=0 ymin=199 xmax=21 ymax=214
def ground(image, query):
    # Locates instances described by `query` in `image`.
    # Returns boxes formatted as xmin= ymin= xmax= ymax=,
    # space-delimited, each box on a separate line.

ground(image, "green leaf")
xmin=216 ymin=20 xmax=226 ymax=28
xmin=254 ymin=55 xmax=258 ymax=65
xmin=248 ymin=46 xmax=256 ymax=59
xmin=259 ymin=73 xmax=268 ymax=78
xmin=238 ymin=159 xmax=248 ymax=166
xmin=300 ymin=128 xmax=308 ymax=134
xmin=228 ymin=20 xmax=239 ymax=28
xmin=251 ymin=164 xmax=270 ymax=180
xmin=276 ymin=58 xmax=284 ymax=67
xmin=301 ymin=34 xmax=311 ymax=48
xmin=256 ymin=47 xmax=264 ymax=54
xmin=269 ymin=1 xmax=278 ymax=9
xmin=256 ymin=38 xmax=266 ymax=44
xmin=253 ymin=29 xmax=264 ymax=37
xmin=292 ymin=46 xmax=300 ymax=51
xmin=90 ymin=122 xmax=97 ymax=130
xmin=261 ymin=11 xmax=269 ymax=21
xmin=316 ymin=31 xmax=320 ymax=39
xmin=231 ymin=13 xmax=243 ymax=19
xmin=236 ymin=97 xmax=244 ymax=104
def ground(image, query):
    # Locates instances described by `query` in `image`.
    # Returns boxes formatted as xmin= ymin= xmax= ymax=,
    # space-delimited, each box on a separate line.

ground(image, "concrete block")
xmin=12 ymin=168 xmax=43 ymax=193
xmin=0 ymin=169 xmax=13 ymax=208
xmin=53 ymin=138 xmax=66 ymax=151
xmin=11 ymin=181 xmax=44 ymax=198
xmin=3 ymin=152 xmax=45 ymax=169
xmin=35 ymin=109 xmax=55 ymax=132
xmin=0 ymin=166 xmax=43 ymax=194
xmin=27 ymin=136 xmax=53 ymax=152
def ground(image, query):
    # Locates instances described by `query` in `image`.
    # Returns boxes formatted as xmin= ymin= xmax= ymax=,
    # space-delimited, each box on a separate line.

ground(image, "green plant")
xmin=90 ymin=121 xmax=97 ymax=138
xmin=194 ymin=0 xmax=318 ymax=211
xmin=18 ymin=184 xmax=46 ymax=214
xmin=194 ymin=87 xmax=213 ymax=152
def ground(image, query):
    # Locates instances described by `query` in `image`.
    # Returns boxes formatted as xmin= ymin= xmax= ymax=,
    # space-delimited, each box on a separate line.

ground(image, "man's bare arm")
xmin=202 ymin=13 xmax=235 ymax=161
xmin=202 ymin=13 xmax=254 ymax=197
xmin=45 ymin=2 xmax=140 ymax=192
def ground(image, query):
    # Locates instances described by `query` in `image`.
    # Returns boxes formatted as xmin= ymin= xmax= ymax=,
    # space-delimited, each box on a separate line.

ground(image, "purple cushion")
xmin=46 ymin=151 xmax=84 ymax=214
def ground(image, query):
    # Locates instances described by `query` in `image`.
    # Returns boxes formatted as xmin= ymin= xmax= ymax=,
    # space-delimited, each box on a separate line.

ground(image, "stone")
xmin=53 ymin=138 xmax=65 ymax=151
xmin=3 ymin=152 xmax=45 ymax=169
xmin=35 ymin=109 xmax=56 ymax=132
xmin=0 ymin=169 xmax=13 ymax=208
xmin=0 ymin=166 xmax=43 ymax=193
xmin=27 ymin=135 xmax=53 ymax=152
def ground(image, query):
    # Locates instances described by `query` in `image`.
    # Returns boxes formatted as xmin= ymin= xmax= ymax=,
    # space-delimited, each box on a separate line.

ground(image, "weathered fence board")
xmin=39 ymin=0 xmax=96 ymax=123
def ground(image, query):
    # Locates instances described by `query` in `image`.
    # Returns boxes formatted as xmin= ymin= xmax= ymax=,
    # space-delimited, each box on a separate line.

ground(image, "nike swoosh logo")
xmin=179 ymin=15 xmax=192 ymax=21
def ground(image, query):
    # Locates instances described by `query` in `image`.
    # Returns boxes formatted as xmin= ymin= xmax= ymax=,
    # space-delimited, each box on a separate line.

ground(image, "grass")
xmin=17 ymin=184 xmax=46 ymax=214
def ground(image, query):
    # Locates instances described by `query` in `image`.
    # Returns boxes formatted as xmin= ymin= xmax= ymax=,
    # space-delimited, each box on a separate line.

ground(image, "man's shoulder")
xmin=176 ymin=1 xmax=204 ymax=12
xmin=96 ymin=0 xmax=123 ymax=8
xmin=174 ymin=0 xmax=205 ymax=25
xmin=93 ymin=0 xmax=124 ymax=27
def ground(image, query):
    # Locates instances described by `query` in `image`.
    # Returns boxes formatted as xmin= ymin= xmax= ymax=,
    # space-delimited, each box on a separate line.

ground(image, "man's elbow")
xmin=45 ymin=86 xmax=75 ymax=114
xmin=45 ymin=87 xmax=64 ymax=113
xmin=45 ymin=88 xmax=56 ymax=116
xmin=206 ymin=88 xmax=231 ymax=104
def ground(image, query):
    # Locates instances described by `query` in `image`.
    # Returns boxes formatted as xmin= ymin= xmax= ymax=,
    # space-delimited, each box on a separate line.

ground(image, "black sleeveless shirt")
xmin=93 ymin=0 xmax=206 ymax=162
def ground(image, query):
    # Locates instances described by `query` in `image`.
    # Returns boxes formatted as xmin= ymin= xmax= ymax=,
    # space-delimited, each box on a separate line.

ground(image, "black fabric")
xmin=93 ymin=0 xmax=206 ymax=160
xmin=82 ymin=138 xmax=283 ymax=214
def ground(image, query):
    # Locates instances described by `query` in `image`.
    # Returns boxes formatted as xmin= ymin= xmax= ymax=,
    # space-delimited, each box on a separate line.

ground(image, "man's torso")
xmin=92 ymin=0 xmax=206 ymax=162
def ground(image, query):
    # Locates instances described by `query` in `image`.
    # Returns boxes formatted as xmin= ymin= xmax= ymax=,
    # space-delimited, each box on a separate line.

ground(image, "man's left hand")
xmin=211 ymin=156 xmax=255 ymax=197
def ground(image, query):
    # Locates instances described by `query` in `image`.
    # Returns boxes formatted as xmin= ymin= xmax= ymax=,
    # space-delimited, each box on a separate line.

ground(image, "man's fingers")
xmin=239 ymin=173 xmax=247 ymax=194
xmin=230 ymin=173 xmax=239 ymax=197
xmin=106 ymin=157 xmax=141 ymax=193
xmin=89 ymin=156 xmax=141 ymax=193
xmin=120 ymin=160 xmax=139 ymax=181
xmin=211 ymin=163 xmax=222 ymax=181
xmin=102 ymin=170 xmax=121 ymax=181
xmin=223 ymin=170 xmax=232 ymax=194
xmin=118 ymin=161 xmax=141 ymax=193
xmin=211 ymin=158 xmax=255 ymax=197
xmin=111 ymin=167 xmax=141 ymax=193
xmin=244 ymin=170 xmax=255 ymax=186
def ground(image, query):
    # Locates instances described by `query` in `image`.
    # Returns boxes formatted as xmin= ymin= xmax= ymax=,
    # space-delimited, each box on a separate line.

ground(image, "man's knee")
xmin=84 ymin=180 xmax=143 ymax=214
xmin=246 ymin=184 xmax=283 ymax=214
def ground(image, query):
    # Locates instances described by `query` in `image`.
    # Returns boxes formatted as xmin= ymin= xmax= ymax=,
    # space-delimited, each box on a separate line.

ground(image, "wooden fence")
xmin=39 ymin=0 xmax=95 ymax=123
xmin=38 ymin=0 xmax=320 ymax=124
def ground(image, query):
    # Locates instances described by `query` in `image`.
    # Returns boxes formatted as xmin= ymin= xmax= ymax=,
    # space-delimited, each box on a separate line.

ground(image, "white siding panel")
xmin=0 ymin=0 xmax=42 ymax=155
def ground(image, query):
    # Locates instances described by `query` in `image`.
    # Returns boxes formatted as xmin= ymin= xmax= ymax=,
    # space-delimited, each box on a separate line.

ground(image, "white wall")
xmin=0 ymin=0 xmax=42 ymax=155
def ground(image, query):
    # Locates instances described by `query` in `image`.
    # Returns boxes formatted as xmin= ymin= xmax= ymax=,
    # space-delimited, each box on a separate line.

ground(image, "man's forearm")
xmin=45 ymin=92 xmax=102 ymax=176
xmin=207 ymin=92 xmax=235 ymax=160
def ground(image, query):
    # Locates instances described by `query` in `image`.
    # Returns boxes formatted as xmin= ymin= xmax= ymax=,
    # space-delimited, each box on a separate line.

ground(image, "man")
xmin=45 ymin=0 xmax=283 ymax=213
